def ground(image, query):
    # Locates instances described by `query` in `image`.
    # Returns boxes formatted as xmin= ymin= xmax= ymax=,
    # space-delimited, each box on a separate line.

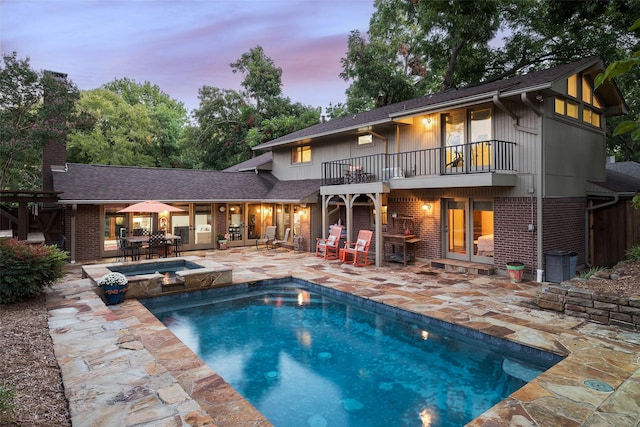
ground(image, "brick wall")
xmin=495 ymin=197 xmax=586 ymax=277
xmin=542 ymin=197 xmax=586 ymax=266
xmin=74 ymin=205 xmax=101 ymax=262
xmin=494 ymin=197 xmax=537 ymax=275
xmin=387 ymin=198 xmax=441 ymax=260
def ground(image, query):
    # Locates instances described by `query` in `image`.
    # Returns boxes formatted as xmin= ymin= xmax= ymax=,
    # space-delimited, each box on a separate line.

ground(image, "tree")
xmin=230 ymin=45 xmax=283 ymax=113
xmin=340 ymin=0 xmax=502 ymax=111
xmin=67 ymin=79 xmax=187 ymax=167
xmin=187 ymin=46 xmax=320 ymax=169
xmin=340 ymin=0 xmax=640 ymax=113
xmin=0 ymin=52 xmax=79 ymax=190
xmin=67 ymin=89 xmax=154 ymax=166
xmin=596 ymin=16 xmax=640 ymax=207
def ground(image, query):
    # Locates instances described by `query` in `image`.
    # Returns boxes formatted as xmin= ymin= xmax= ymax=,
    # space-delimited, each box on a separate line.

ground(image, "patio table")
xmin=383 ymin=234 xmax=420 ymax=265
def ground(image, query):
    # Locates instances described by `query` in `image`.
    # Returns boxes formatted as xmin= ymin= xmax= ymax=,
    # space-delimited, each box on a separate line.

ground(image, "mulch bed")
xmin=0 ymin=295 xmax=70 ymax=426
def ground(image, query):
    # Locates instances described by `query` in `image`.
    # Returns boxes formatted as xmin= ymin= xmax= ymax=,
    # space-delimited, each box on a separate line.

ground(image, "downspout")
xmin=70 ymin=204 xmax=77 ymax=263
xmin=584 ymin=194 xmax=619 ymax=268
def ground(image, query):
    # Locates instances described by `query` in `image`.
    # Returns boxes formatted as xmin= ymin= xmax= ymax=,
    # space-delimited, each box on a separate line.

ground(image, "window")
xmin=556 ymin=74 xmax=603 ymax=128
xmin=566 ymin=101 xmax=578 ymax=118
xmin=582 ymin=78 xmax=592 ymax=103
xmin=291 ymin=145 xmax=311 ymax=164
xmin=358 ymin=134 xmax=373 ymax=145
xmin=568 ymin=74 xmax=578 ymax=98
xmin=583 ymin=108 xmax=601 ymax=127
xmin=470 ymin=108 xmax=491 ymax=142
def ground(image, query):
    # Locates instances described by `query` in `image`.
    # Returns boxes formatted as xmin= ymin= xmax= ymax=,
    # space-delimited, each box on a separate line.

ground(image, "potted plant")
xmin=97 ymin=272 xmax=128 ymax=305
xmin=505 ymin=262 xmax=525 ymax=283
xmin=217 ymin=233 xmax=228 ymax=250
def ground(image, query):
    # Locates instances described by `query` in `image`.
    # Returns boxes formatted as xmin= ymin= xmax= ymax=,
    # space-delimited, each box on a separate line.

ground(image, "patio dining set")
xmin=117 ymin=229 xmax=182 ymax=261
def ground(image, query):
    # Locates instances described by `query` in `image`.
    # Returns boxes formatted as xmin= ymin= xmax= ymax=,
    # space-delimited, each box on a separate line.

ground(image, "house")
xmin=51 ymin=163 xmax=321 ymax=262
xmin=49 ymin=56 xmax=632 ymax=276
xmin=251 ymin=56 xmax=628 ymax=275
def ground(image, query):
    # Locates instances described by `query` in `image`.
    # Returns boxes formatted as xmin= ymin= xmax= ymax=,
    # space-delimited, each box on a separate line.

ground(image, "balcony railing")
xmin=322 ymin=140 xmax=516 ymax=186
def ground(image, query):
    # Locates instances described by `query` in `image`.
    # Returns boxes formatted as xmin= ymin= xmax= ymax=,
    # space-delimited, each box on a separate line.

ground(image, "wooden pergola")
xmin=0 ymin=190 xmax=62 ymax=241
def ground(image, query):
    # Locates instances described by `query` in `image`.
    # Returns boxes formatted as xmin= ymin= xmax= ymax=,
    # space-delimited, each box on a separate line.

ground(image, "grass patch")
xmin=0 ymin=381 xmax=16 ymax=424
xmin=625 ymin=245 xmax=640 ymax=262
xmin=578 ymin=266 xmax=605 ymax=279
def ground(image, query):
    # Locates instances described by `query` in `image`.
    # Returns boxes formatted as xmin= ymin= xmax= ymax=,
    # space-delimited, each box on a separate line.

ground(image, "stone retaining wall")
xmin=537 ymin=283 xmax=640 ymax=330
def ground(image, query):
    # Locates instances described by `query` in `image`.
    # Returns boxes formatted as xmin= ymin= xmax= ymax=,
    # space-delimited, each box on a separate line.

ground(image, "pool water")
xmin=109 ymin=260 xmax=201 ymax=277
xmin=144 ymin=281 xmax=559 ymax=427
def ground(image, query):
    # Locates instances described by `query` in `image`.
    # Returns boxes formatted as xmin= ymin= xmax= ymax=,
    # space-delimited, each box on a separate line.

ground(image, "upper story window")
xmin=291 ymin=145 xmax=311 ymax=164
xmin=555 ymin=73 xmax=602 ymax=128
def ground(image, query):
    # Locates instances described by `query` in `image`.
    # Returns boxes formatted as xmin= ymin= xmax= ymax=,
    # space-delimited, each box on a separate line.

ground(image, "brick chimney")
xmin=42 ymin=70 xmax=68 ymax=192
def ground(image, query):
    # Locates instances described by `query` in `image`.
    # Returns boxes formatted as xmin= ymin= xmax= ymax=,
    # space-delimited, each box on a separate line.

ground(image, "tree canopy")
xmin=67 ymin=78 xmax=187 ymax=167
xmin=337 ymin=0 xmax=640 ymax=161
xmin=184 ymin=46 xmax=320 ymax=170
xmin=0 ymin=52 xmax=79 ymax=190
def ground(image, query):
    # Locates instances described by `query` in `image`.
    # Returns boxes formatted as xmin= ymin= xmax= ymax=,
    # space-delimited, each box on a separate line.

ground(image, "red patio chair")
xmin=315 ymin=225 xmax=343 ymax=260
xmin=340 ymin=229 xmax=373 ymax=266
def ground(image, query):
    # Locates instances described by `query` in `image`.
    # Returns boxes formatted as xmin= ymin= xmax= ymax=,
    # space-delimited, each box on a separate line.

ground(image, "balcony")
xmin=322 ymin=140 xmax=517 ymax=186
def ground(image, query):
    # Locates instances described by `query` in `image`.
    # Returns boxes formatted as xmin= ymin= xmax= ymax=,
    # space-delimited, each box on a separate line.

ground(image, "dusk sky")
xmin=2 ymin=0 xmax=375 ymax=113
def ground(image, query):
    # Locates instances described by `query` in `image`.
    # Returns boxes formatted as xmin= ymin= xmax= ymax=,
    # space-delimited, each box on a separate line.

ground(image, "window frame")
xmin=291 ymin=145 xmax=311 ymax=164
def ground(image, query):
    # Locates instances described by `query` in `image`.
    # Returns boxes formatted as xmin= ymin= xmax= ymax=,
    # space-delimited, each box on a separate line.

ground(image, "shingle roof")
xmin=606 ymin=161 xmax=640 ymax=179
xmin=53 ymin=163 xmax=320 ymax=204
xmin=598 ymin=168 xmax=640 ymax=193
xmin=254 ymin=57 xmax=609 ymax=150
xmin=222 ymin=152 xmax=273 ymax=172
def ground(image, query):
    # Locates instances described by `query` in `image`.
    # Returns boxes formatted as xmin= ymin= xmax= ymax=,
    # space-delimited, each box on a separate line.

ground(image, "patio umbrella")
xmin=118 ymin=200 xmax=184 ymax=213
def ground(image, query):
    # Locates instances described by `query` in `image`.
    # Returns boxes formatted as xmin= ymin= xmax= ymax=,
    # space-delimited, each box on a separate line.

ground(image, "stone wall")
xmin=537 ymin=284 xmax=640 ymax=330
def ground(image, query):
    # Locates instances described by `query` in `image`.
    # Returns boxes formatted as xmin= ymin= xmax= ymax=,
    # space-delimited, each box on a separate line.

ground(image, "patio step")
xmin=430 ymin=259 xmax=495 ymax=275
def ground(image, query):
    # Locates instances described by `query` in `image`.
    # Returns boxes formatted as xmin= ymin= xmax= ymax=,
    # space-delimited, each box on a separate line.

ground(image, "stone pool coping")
xmin=50 ymin=250 xmax=640 ymax=426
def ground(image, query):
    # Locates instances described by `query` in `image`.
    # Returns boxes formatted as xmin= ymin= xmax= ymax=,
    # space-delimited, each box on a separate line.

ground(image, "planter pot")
xmin=102 ymin=284 xmax=127 ymax=305
xmin=506 ymin=262 xmax=525 ymax=283
xmin=218 ymin=240 xmax=227 ymax=250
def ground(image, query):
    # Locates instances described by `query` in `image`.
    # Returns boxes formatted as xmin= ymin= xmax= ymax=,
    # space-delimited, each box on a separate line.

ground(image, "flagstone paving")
xmin=47 ymin=248 xmax=640 ymax=426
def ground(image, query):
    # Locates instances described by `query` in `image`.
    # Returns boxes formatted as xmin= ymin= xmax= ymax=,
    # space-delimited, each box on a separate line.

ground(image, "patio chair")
xmin=146 ymin=233 xmax=166 ymax=259
xmin=272 ymin=227 xmax=291 ymax=249
xmin=172 ymin=227 xmax=187 ymax=257
xmin=117 ymin=237 xmax=139 ymax=262
xmin=315 ymin=225 xmax=343 ymax=260
xmin=256 ymin=225 xmax=277 ymax=249
xmin=340 ymin=229 xmax=373 ymax=266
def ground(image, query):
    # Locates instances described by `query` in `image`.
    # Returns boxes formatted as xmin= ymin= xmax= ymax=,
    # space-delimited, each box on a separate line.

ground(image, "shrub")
xmin=578 ymin=266 xmax=605 ymax=279
xmin=0 ymin=238 xmax=68 ymax=304
xmin=625 ymin=245 xmax=640 ymax=262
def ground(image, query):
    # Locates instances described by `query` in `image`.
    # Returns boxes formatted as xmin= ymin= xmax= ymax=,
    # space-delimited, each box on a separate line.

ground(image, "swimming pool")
xmin=143 ymin=279 xmax=561 ymax=427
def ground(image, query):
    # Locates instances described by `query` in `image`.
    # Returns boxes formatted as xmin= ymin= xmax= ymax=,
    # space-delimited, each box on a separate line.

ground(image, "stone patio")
xmin=47 ymin=248 xmax=640 ymax=426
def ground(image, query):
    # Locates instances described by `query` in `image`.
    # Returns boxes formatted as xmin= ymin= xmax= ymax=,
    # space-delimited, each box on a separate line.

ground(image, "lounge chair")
xmin=273 ymin=227 xmax=292 ymax=249
xmin=315 ymin=225 xmax=343 ymax=260
xmin=256 ymin=225 xmax=277 ymax=249
xmin=340 ymin=229 xmax=373 ymax=266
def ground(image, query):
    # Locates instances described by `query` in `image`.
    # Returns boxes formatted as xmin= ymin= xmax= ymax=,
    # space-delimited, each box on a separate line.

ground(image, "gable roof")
xmin=254 ymin=57 xmax=627 ymax=150
xmin=52 ymin=163 xmax=321 ymax=204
